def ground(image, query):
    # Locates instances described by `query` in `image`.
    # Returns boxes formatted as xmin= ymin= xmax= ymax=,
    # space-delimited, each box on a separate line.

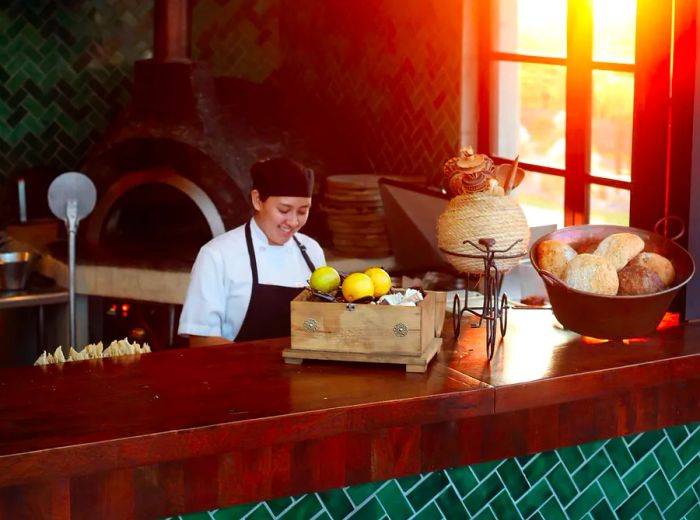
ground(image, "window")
xmin=473 ymin=0 xmax=685 ymax=230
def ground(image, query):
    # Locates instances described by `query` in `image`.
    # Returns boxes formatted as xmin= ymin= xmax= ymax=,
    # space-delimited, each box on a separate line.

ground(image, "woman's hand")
xmin=188 ymin=335 xmax=231 ymax=347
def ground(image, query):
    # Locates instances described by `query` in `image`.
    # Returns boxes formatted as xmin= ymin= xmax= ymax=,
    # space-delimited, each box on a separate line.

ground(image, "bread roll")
xmin=629 ymin=252 xmax=675 ymax=287
xmin=563 ymin=254 xmax=619 ymax=295
xmin=593 ymin=233 xmax=644 ymax=271
xmin=536 ymin=239 xmax=577 ymax=278
xmin=618 ymin=264 xmax=665 ymax=295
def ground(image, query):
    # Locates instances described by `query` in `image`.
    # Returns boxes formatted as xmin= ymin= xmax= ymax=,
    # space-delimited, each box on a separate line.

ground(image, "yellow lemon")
xmin=364 ymin=267 xmax=392 ymax=297
xmin=341 ymin=272 xmax=374 ymax=302
xmin=309 ymin=266 xmax=341 ymax=293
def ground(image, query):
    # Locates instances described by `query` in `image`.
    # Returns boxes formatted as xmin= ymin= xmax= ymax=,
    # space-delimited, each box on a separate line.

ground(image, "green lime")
xmin=309 ymin=266 xmax=341 ymax=293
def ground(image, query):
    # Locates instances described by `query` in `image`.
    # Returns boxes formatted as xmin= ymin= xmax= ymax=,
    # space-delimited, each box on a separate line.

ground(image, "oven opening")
xmin=98 ymin=183 xmax=213 ymax=266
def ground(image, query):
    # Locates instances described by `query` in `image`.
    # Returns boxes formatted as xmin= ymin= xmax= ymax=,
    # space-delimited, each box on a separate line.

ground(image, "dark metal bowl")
xmin=0 ymin=251 xmax=40 ymax=291
xmin=529 ymin=224 xmax=695 ymax=339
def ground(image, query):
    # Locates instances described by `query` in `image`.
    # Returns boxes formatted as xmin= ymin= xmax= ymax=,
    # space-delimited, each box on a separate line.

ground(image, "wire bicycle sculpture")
xmin=447 ymin=238 xmax=525 ymax=360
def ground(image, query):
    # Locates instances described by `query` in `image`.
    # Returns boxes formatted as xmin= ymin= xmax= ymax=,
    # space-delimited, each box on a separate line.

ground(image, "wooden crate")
xmin=283 ymin=290 xmax=446 ymax=372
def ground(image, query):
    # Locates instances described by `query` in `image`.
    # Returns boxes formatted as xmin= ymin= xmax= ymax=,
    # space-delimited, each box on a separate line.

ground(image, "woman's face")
xmin=251 ymin=190 xmax=312 ymax=245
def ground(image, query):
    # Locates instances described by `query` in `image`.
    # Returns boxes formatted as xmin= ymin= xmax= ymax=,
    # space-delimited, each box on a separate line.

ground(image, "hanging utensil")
xmin=492 ymin=163 xmax=525 ymax=192
xmin=17 ymin=178 xmax=27 ymax=223
xmin=48 ymin=172 xmax=97 ymax=348
xmin=504 ymin=155 xmax=520 ymax=195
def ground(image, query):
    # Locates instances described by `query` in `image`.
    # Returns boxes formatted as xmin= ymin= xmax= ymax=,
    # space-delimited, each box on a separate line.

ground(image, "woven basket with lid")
xmin=436 ymin=146 xmax=530 ymax=274
xmin=437 ymin=193 xmax=529 ymax=274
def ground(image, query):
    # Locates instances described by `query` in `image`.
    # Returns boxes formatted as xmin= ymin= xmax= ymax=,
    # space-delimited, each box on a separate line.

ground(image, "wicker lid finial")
xmin=456 ymin=146 xmax=485 ymax=169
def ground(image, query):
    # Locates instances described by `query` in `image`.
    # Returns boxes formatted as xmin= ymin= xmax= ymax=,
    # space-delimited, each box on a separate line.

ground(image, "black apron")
xmin=235 ymin=221 xmax=316 ymax=341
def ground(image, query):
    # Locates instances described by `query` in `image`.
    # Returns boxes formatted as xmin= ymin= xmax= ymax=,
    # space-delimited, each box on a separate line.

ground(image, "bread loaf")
xmin=629 ymin=252 xmax=676 ymax=287
xmin=593 ymin=233 xmax=644 ymax=271
xmin=563 ymin=254 xmax=619 ymax=296
xmin=618 ymin=264 xmax=665 ymax=295
xmin=536 ymin=239 xmax=577 ymax=278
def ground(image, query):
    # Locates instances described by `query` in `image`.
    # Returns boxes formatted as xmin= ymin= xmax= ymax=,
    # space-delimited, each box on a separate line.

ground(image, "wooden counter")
xmin=1 ymin=310 xmax=699 ymax=519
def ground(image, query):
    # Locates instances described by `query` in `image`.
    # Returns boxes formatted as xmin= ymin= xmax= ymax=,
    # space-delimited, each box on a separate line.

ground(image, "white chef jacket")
xmin=178 ymin=218 xmax=326 ymax=340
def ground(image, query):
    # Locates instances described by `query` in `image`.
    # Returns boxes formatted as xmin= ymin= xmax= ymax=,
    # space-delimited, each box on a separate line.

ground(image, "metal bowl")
xmin=529 ymin=224 xmax=695 ymax=339
xmin=0 ymin=251 xmax=40 ymax=291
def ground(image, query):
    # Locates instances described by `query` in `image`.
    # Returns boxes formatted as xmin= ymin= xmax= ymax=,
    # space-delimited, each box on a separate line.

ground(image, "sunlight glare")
xmin=516 ymin=0 xmax=567 ymax=57
xmin=593 ymin=0 xmax=637 ymax=63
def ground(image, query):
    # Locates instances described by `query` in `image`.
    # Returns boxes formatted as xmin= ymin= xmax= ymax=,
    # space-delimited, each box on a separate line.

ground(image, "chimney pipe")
xmin=153 ymin=0 xmax=191 ymax=62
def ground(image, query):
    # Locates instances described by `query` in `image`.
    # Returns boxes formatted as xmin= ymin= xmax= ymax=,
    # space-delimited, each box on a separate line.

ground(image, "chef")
xmin=178 ymin=157 xmax=326 ymax=346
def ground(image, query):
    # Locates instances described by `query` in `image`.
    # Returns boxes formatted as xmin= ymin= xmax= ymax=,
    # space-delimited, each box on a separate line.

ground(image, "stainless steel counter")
xmin=0 ymin=286 xmax=67 ymax=310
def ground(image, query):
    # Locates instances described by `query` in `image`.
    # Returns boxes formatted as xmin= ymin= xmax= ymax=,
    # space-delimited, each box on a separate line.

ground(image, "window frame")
xmin=475 ymin=0 xmax=694 ymax=230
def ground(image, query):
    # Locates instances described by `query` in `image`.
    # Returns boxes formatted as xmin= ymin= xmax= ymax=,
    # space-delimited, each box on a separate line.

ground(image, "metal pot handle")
xmin=654 ymin=216 xmax=685 ymax=242
xmin=539 ymin=270 xmax=569 ymax=291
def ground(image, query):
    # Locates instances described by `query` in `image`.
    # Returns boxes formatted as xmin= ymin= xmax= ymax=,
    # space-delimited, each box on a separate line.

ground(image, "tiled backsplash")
xmin=181 ymin=422 xmax=700 ymax=519
xmin=0 ymin=0 xmax=151 ymax=179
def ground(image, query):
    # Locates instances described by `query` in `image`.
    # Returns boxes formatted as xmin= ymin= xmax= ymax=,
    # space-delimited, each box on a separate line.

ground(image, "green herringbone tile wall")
xmin=0 ymin=1 xmax=151 ymax=179
xmin=180 ymin=422 xmax=700 ymax=520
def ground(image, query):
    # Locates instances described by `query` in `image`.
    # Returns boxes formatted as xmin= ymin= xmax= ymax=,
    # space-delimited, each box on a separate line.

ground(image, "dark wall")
xmin=277 ymin=0 xmax=462 ymax=178
xmin=191 ymin=0 xmax=463 ymax=177
xmin=0 ymin=0 xmax=461 ymax=223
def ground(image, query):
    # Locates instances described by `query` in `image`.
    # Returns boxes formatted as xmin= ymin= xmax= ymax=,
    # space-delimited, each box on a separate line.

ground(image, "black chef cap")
xmin=251 ymin=158 xmax=314 ymax=198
